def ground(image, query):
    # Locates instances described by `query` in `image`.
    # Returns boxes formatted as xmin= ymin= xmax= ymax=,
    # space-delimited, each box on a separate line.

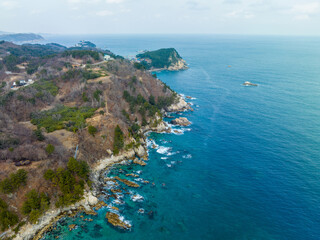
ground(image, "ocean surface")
xmin=42 ymin=35 xmax=320 ymax=240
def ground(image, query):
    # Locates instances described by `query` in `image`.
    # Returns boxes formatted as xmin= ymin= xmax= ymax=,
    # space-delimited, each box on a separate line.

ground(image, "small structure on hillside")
xmin=104 ymin=54 xmax=113 ymax=61
xmin=12 ymin=79 xmax=34 ymax=88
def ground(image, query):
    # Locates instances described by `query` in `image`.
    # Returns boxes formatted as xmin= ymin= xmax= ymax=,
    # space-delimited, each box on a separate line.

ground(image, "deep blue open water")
xmin=42 ymin=35 xmax=320 ymax=240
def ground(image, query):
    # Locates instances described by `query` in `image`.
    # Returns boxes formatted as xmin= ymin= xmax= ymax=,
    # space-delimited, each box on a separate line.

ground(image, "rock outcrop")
xmin=168 ymin=59 xmax=188 ymax=71
xmin=170 ymin=117 xmax=191 ymax=126
xmin=105 ymin=212 xmax=131 ymax=230
xmin=166 ymin=97 xmax=191 ymax=112
xmin=114 ymin=176 xmax=140 ymax=188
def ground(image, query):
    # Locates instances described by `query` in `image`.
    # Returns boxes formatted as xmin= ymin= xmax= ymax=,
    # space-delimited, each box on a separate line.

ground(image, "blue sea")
xmin=42 ymin=35 xmax=320 ymax=240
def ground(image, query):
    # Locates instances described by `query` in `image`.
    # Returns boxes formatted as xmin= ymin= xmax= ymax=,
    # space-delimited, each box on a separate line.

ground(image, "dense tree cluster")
xmin=62 ymin=50 xmax=101 ymax=61
xmin=44 ymin=157 xmax=90 ymax=207
xmin=0 ymin=198 xmax=19 ymax=231
xmin=88 ymin=126 xmax=97 ymax=136
xmin=113 ymin=125 xmax=124 ymax=155
xmin=0 ymin=169 xmax=27 ymax=194
xmin=31 ymin=105 xmax=97 ymax=133
xmin=136 ymin=48 xmax=182 ymax=69
xmin=21 ymin=190 xmax=50 ymax=223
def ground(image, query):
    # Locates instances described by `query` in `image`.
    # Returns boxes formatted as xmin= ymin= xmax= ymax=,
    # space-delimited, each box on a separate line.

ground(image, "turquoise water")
xmin=42 ymin=35 xmax=320 ymax=240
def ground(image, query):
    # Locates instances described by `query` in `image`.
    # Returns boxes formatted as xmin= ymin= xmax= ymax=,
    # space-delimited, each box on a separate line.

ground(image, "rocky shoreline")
xmin=11 ymin=95 xmax=191 ymax=240
xmin=148 ymin=59 xmax=189 ymax=72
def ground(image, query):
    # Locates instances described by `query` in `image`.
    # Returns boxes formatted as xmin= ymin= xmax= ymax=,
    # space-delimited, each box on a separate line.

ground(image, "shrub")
xmin=0 ymin=198 xmax=19 ymax=231
xmin=33 ymin=128 xmax=45 ymax=141
xmin=30 ymin=79 xmax=59 ymax=96
xmin=31 ymin=105 xmax=97 ymax=133
xmin=44 ymin=158 xmax=90 ymax=207
xmin=88 ymin=126 xmax=97 ymax=136
xmin=0 ymin=169 xmax=28 ymax=194
xmin=22 ymin=189 xmax=50 ymax=223
xmin=45 ymin=144 xmax=55 ymax=155
xmin=113 ymin=125 xmax=124 ymax=155
xmin=62 ymin=50 xmax=101 ymax=61
xmin=93 ymin=89 xmax=102 ymax=101
xmin=149 ymin=95 xmax=155 ymax=105
xmin=82 ymin=92 xmax=89 ymax=102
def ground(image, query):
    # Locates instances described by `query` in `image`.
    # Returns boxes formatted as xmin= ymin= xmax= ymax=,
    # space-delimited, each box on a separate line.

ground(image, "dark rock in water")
xmin=105 ymin=212 xmax=132 ymax=230
xmin=148 ymin=210 xmax=154 ymax=219
xmin=114 ymin=176 xmax=140 ymax=188
xmin=68 ymin=224 xmax=77 ymax=231
xmin=94 ymin=224 xmax=103 ymax=231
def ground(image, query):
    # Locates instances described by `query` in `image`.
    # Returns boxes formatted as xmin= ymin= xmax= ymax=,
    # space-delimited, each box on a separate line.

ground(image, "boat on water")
xmin=243 ymin=81 xmax=258 ymax=86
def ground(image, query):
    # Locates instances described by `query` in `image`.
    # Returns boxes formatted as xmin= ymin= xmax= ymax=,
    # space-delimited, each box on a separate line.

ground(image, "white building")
xmin=104 ymin=55 xmax=112 ymax=61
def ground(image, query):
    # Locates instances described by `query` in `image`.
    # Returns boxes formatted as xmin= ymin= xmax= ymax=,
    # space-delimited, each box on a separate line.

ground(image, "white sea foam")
xmin=138 ymin=208 xmax=145 ymax=214
xmin=161 ymin=157 xmax=168 ymax=160
xmin=131 ymin=194 xmax=144 ymax=202
xmin=157 ymin=146 xmax=172 ymax=155
xmin=167 ymin=151 xmax=178 ymax=156
xmin=104 ymin=181 xmax=117 ymax=190
xmin=166 ymin=164 xmax=172 ymax=168
xmin=113 ymin=199 xmax=125 ymax=205
xmin=147 ymin=139 xmax=158 ymax=149
xmin=118 ymin=215 xmax=132 ymax=228
xmin=183 ymin=154 xmax=192 ymax=159
xmin=172 ymin=129 xmax=184 ymax=135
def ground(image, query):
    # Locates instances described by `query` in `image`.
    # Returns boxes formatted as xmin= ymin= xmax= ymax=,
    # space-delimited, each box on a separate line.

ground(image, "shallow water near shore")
xmin=42 ymin=35 xmax=320 ymax=240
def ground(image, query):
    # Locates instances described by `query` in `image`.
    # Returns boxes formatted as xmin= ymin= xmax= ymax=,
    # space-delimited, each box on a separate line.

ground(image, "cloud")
xmin=1 ymin=1 xmax=19 ymax=10
xmin=291 ymin=2 xmax=319 ymax=14
xmin=96 ymin=10 xmax=114 ymax=16
xmin=226 ymin=9 xmax=254 ymax=19
xmin=290 ymin=2 xmax=319 ymax=20
xmin=105 ymin=0 xmax=124 ymax=3
xmin=223 ymin=0 xmax=241 ymax=4
xmin=186 ymin=1 xmax=209 ymax=11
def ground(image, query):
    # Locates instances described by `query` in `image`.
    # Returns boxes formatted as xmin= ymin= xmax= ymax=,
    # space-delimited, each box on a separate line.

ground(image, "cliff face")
xmin=0 ymin=41 xmax=179 ymax=232
xmin=136 ymin=48 xmax=188 ymax=71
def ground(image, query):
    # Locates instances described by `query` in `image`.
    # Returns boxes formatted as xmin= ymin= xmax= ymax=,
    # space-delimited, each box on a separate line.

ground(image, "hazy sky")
xmin=0 ymin=0 xmax=319 ymax=35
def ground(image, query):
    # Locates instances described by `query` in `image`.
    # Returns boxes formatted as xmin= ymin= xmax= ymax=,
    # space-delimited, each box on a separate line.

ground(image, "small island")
xmin=0 ymin=33 xmax=44 ymax=43
xmin=243 ymin=81 xmax=258 ymax=86
xmin=136 ymin=48 xmax=188 ymax=71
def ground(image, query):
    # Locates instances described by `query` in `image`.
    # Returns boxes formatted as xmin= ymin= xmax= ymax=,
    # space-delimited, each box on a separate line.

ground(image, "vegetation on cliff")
xmin=44 ymin=157 xmax=90 ymax=207
xmin=31 ymin=106 xmax=97 ymax=132
xmin=22 ymin=190 xmax=50 ymax=223
xmin=0 ymin=40 xmax=178 ymax=234
xmin=136 ymin=48 xmax=187 ymax=70
xmin=0 ymin=198 xmax=19 ymax=231
xmin=0 ymin=169 xmax=27 ymax=194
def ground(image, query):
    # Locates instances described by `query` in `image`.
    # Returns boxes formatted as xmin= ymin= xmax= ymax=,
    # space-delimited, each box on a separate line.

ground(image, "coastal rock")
xmin=133 ymin=159 xmax=147 ymax=166
xmin=87 ymin=192 xmax=99 ymax=206
xmin=94 ymin=201 xmax=108 ymax=210
xmin=166 ymin=97 xmax=191 ymax=112
xmin=170 ymin=117 xmax=191 ymax=126
xmin=243 ymin=81 xmax=258 ymax=86
xmin=126 ymin=173 xmax=139 ymax=178
xmin=114 ymin=176 xmax=140 ymax=188
xmin=111 ymin=206 xmax=119 ymax=211
xmin=134 ymin=145 xmax=146 ymax=158
xmin=167 ymin=59 xmax=188 ymax=71
xmin=105 ymin=212 xmax=131 ymax=230
xmin=68 ymin=224 xmax=77 ymax=231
